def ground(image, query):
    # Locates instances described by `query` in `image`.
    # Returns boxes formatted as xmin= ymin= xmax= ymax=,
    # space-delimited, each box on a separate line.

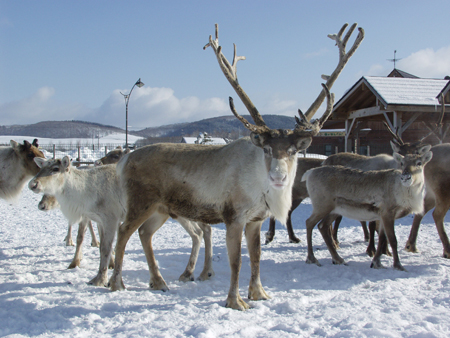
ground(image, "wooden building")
xmin=307 ymin=69 xmax=450 ymax=156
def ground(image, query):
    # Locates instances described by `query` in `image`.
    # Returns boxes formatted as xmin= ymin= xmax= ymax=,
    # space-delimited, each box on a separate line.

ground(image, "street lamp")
xmin=120 ymin=78 xmax=144 ymax=148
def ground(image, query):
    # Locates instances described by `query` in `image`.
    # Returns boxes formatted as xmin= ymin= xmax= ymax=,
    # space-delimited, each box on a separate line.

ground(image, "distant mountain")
xmin=0 ymin=115 xmax=296 ymax=140
xmin=134 ymin=115 xmax=297 ymax=138
xmin=0 ymin=121 xmax=124 ymax=139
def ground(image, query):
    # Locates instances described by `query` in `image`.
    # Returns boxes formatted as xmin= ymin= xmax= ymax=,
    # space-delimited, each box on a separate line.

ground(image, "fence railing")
xmin=39 ymin=144 xmax=125 ymax=165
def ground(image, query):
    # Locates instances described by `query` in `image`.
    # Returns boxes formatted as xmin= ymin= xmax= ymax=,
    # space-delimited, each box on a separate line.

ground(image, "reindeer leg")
xmin=224 ymin=221 xmax=248 ymax=311
xmin=286 ymin=199 xmax=302 ymax=243
xmin=68 ymin=219 xmax=88 ymax=269
xmin=405 ymin=194 xmax=434 ymax=253
xmin=110 ymin=204 xmax=158 ymax=292
xmin=361 ymin=221 xmax=369 ymax=242
xmin=197 ymin=222 xmax=215 ymax=281
xmin=64 ymin=223 xmax=74 ymax=246
xmin=371 ymin=225 xmax=386 ymax=269
xmin=265 ymin=217 xmax=276 ymax=245
xmin=318 ymin=214 xmax=346 ymax=265
xmin=382 ymin=217 xmax=405 ymax=271
xmin=89 ymin=218 xmax=117 ymax=286
xmin=306 ymin=212 xmax=330 ymax=266
xmin=138 ymin=212 xmax=169 ymax=291
xmin=366 ymin=221 xmax=378 ymax=257
xmin=332 ymin=215 xmax=343 ymax=246
xmin=246 ymin=221 xmax=270 ymax=302
xmin=177 ymin=218 xmax=203 ymax=282
xmin=432 ymin=199 xmax=450 ymax=258
xmin=87 ymin=220 xmax=100 ymax=248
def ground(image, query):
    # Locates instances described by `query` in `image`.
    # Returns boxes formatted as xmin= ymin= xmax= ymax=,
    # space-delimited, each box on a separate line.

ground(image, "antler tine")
xmin=229 ymin=97 xmax=270 ymax=134
xmin=303 ymin=23 xmax=365 ymax=121
xmin=204 ymin=23 xmax=266 ymax=128
xmin=383 ymin=121 xmax=404 ymax=145
xmin=295 ymin=84 xmax=334 ymax=137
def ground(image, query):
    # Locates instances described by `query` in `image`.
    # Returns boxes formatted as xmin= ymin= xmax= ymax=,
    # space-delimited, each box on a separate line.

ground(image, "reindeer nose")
xmin=29 ymin=181 xmax=39 ymax=192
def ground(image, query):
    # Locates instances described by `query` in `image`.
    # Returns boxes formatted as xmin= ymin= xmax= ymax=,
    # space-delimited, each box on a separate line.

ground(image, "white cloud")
xmin=91 ymin=87 xmax=230 ymax=129
xmin=398 ymin=46 xmax=450 ymax=78
xmin=0 ymin=87 xmax=92 ymax=125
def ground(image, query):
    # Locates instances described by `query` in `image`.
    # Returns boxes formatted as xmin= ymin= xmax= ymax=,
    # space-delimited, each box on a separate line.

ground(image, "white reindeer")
xmin=30 ymin=156 xmax=216 ymax=283
xmin=107 ymin=23 xmax=363 ymax=310
xmin=302 ymin=149 xmax=433 ymax=271
xmin=0 ymin=139 xmax=44 ymax=201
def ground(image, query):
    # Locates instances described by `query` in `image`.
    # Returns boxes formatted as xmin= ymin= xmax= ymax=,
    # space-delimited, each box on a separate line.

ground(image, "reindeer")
xmin=107 ymin=23 xmax=363 ymax=310
xmin=302 ymin=148 xmax=433 ymax=271
xmin=324 ymin=122 xmax=431 ymax=256
xmin=0 ymin=139 xmax=44 ymax=201
xmin=94 ymin=146 xmax=130 ymax=166
xmin=265 ymin=157 xmax=323 ymax=244
xmin=405 ymin=98 xmax=450 ymax=258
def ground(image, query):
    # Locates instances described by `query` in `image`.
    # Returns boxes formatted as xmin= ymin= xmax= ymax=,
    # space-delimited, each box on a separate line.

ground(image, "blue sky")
xmin=1 ymin=0 xmax=449 ymax=131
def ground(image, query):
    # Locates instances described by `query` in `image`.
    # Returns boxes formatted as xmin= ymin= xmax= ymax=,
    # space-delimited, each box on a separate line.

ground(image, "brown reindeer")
xmin=405 ymin=99 xmax=450 ymax=258
xmin=303 ymin=148 xmax=433 ymax=271
xmin=0 ymin=139 xmax=44 ymax=201
xmin=108 ymin=23 xmax=363 ymax=311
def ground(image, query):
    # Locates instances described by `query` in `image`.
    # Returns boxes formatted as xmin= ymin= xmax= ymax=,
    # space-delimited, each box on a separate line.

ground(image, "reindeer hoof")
xmin=443 ymin=251 xmax=450 ymax=259
xmin=225 ymin=295 xmax=250 ymax=311
xmin=289 ymin=237 xmax=301 ymax=244
xmin=306 ymin=257 xmax=321 ymax=267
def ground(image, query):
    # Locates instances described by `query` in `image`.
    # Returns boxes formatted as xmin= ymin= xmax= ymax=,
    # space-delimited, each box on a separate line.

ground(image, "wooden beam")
xmin=347 ymin=106 xmax=384 ymax=119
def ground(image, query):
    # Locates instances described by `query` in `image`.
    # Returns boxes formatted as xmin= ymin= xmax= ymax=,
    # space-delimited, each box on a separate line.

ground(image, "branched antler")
xmin=304 ymin=23 xmax=365 ymax=121
xmin=204 ymin=24 xmax=266 ymax=128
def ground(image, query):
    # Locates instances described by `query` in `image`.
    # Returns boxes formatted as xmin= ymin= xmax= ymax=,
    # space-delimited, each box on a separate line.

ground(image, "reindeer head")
xmin=10 ymin=139 xmax=45 ymax=175
xmin=95 ymin=146 xmax=130 ymax=166
xmin=29 ymin=156 xmax=72 ymax=195
xmin=393 ymin=149 xmax=432 ymax=187
xmin=204 ymin=24 xmax=363 ymax=189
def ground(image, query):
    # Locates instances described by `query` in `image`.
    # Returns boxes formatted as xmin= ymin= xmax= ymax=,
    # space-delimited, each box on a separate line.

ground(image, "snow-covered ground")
xmin=1 ymin=186 xmax=450 ymax=337
xmin=0 ymin=133 xmax=143 ymax=147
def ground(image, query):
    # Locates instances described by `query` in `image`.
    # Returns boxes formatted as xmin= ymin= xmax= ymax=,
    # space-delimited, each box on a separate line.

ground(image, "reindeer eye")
xmin=27 ymin=153 xmax=35 ymax=159
xmin=417 ymin=161 xmax=422 ymax=167
xmin=51 ymin=167 xmax=60 ymax=173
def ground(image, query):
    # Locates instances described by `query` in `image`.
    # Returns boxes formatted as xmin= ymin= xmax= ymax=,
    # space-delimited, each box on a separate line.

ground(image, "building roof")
xmin=364 ymin=76 xmax=448 ymax=106
xmin=333 ymin=76 xmax=449 ymax=119
xmin=387 ymin=68 xmax=419 ymax=78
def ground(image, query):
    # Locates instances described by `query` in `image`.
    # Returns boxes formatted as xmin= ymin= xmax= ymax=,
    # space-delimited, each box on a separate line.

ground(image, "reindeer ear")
xmin=390 ymin=140 xmax=401 ymax=153
xmin=249 ymin=132 xmax=266 ymax=148
xmin=393 ymin=152 xmax=404 ymax=164
xmin=34 ymin=157 xmax=47 ymax=168
xmin=417 ymin=144 xmax=431 ymax=155
xmin=10 ymin=140 xmax=19 ymax=149
xmin=61 ymin=156 xmax=71 ymax=170
xmin=421 ymin=151 xmax=433 ymax=165
xmin=295 ymin=137 xmax=312 ymax=152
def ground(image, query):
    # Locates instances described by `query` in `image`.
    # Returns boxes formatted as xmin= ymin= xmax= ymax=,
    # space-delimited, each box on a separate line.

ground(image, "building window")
xmin=325 ymin=144 xmax=333 ymax=156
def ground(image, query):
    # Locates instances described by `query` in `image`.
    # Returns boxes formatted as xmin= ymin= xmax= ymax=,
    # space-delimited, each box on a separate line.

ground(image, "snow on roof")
xmin=181 ymin=137 xmax=228 ymax=145
xmin=364 ymin=76 xmax=449 ymax=107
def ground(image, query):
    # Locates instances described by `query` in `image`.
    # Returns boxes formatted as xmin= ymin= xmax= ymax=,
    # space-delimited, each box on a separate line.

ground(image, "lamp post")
xmin=120 ymin=78 xmax=144 ymax=149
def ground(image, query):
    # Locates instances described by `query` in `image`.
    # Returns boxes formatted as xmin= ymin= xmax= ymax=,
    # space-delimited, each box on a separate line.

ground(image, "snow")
xmin=1 ymin=186 xmax=450 ymax=337
xmin=0 ymin=133 xmax=143 ymax=147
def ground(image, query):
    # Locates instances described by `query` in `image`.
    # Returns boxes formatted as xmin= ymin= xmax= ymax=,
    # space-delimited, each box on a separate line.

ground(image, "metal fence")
xmin=39 ymin=144 xmax=125 ymax=165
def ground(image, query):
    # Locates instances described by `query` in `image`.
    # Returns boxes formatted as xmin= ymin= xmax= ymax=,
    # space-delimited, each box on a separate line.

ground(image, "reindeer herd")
xmin=1 ymin=23 xmax=450 ymax=311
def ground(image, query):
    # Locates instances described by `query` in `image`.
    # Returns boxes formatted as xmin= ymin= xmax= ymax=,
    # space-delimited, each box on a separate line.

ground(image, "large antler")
xmin=203 ymin=24 xmax=270 ymax=134
xmin=303 ymin=23 xmax=365 ymax=121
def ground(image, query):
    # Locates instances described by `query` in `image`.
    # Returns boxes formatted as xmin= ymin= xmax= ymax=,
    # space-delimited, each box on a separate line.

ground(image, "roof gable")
xmin=333 ymin=76 xmax=449 ymax=118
